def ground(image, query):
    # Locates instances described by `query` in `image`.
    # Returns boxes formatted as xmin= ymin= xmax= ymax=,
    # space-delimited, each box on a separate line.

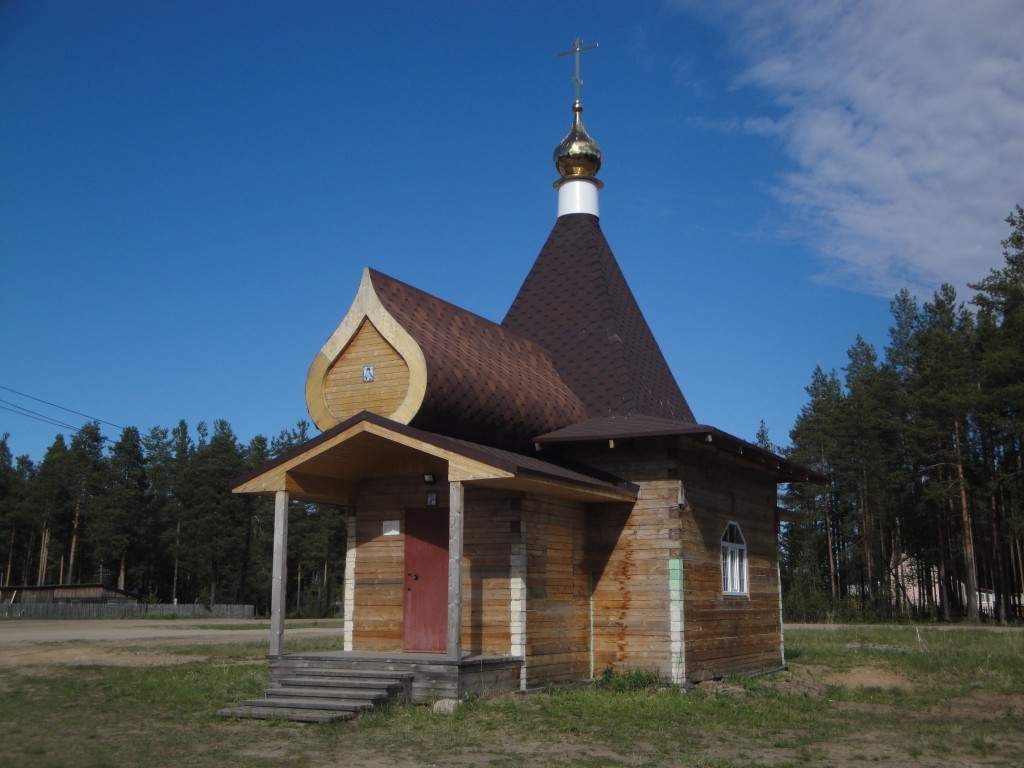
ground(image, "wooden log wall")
xmin=346 ymin=440 xmax=784 ymax=683
xmin=350 ymin=478 xmax=518 ymax=656
xmin=350 ymin=476 xmax=414 ymax=650
xmin=521 ymin=494 xmax=591 ymax=688
xmin=678 ymin=460 xmax=783 ymax=681
xmin=543 ymin=438 xmax=784 ymax=682
xmin=589 ymin=481 xmax=680 ymax=678
xmin=461 ymin=488 xmax=518 ymax=656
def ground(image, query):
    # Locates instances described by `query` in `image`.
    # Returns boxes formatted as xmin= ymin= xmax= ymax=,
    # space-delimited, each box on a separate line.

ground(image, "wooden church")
xmin=229 ymin=47 xmax=816 ymax=715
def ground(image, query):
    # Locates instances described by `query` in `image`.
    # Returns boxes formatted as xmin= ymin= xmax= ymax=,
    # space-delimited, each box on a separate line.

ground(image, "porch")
xmin=219 ymin=651 xmax=524 ymax=722
xmin=270 ymin=650 xmax=525 ymax=703
xmin=230 ymin=414 xmax=638 ymax=665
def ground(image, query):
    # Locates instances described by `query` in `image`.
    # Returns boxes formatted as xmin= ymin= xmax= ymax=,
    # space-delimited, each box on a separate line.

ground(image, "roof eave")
xmin=534 ymin=419 xmax=824 ymax=484
xmin=231 ymin=411 xmax=637 ymax=504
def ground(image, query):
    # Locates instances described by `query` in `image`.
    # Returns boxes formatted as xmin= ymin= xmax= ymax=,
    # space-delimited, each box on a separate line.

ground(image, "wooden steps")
xmin=218 ymin=666 xmax=413 ymax=724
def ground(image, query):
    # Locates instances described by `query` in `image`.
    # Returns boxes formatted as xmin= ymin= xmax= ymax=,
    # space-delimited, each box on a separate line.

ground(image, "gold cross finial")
xmin=558 ymin=37 xmax=598 ymax=102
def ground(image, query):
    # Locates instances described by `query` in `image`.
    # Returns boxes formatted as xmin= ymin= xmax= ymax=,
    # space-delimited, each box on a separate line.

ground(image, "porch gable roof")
xmin=231 ymin=411 xmax=638 ymax=504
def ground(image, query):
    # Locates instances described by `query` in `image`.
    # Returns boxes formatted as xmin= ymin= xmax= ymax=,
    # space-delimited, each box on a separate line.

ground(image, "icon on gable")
xmin=362 ymin=364 xmax=375 ymax=383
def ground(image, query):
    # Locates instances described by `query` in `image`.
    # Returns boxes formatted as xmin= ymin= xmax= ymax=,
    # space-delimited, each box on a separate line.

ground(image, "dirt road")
xmin=0 ymin=618 xmax=342 ymax=666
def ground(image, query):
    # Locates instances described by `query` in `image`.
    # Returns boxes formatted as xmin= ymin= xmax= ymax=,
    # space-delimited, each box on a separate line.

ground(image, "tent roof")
xmin=503 ymin=213 xmax=696 ymax=423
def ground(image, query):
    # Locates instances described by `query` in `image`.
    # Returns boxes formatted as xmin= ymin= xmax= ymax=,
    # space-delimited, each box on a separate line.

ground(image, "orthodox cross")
xmin=558 ymin=37 xmax=598 ymax=102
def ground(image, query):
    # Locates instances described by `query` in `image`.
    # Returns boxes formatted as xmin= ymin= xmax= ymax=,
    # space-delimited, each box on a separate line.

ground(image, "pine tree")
xmin=141 ymin=425 xmax=175 ymax=600
xmin=66 ymin=424 xmax=106 ymax=584
xmin=90 ymin=427 xmax=149 ymax=592
xmin=0 ymin=434 xmax=34 ymax=587
xmin=28 ymin=435 xmax=73 ymax=585
xmin=177 ymin=420 xmax=248 ymax=605
xmin=168 ymin=420 xmax=195 ymax=603
xmin=783 ymin=367 xmax=845 ymax=618
xmin=970 ymin=205 xmax=1024 ymax=620
xmin=914 ymin=285 xmax=980 ymax=618
xmin=841 ymin=337 xmax=901 ymax=614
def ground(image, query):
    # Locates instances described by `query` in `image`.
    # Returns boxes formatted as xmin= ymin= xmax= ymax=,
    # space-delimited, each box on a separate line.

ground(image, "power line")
xmin=0 ymin=384 xmax=125 ymax=431
xmin=0 ymin=403 xmax=117 ymax=446
xmin=0 ymin=400 xmax=81 ymax=433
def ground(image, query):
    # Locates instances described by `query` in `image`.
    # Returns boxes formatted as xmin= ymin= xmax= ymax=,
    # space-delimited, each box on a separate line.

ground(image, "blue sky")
xmin=2 ymin=0 xmax=1022 ymax=463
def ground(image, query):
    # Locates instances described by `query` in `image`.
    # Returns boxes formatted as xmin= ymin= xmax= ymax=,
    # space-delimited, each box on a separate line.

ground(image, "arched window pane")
xmin=721 ymin=522 xmax=747 ymax=595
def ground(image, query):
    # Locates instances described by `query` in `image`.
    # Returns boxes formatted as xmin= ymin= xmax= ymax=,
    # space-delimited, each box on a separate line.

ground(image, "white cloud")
xmin=668 ymin=0 xmax=1024 ymax=298
xmin=682 ymin=114 xmax=782 ymax=136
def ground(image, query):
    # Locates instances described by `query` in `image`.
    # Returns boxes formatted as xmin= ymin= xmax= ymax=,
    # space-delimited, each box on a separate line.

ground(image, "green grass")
xmin=1 ymin=626 xmax=1022 ymax=767
xmin=787 ymin=624 xmax=1024 ymax=693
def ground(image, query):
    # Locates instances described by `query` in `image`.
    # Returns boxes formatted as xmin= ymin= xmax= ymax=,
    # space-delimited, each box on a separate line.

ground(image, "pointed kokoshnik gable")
xmin=305 ymin=268 xmax=586 ymax=452
xmin=502 ymin=98 xmax=696 ymax=423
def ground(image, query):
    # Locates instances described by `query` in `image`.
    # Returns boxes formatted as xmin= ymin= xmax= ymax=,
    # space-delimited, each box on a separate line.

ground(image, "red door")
xmin=403 ymin=508 xmax=449 ymax=652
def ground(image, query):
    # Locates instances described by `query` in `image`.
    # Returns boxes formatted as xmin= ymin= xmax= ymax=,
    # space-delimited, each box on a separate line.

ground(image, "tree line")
xmin=780 ymin=207 xmax=1024 ymax=623
xmin=4 ymin=208 xmax=1022 ymax=624
xmin=0 ymin=419 xmax=346 ymax=615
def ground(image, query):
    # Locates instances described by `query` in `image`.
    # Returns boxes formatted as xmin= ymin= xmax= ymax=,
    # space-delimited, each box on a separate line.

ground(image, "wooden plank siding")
xmin=677 ymin=460 xmax=783 ymax=681
xmin=323 ymin=318 xmax=410 ymax=421
xmin=351 ymin=477 xmax=426 ymax=651
xmin=345 ymin=436 xmax=784 ymax=687
xmin=548 ymin=438 xmax=785 ymax=683
xmin=520 ymin=495 xmax=590 ymax=688
xmin=350 ymin=479 xmax=518 ymax=657
xmin=590 ymin=481 xmax=680 ymax=678
xmin=461 ymin=489 xmax=518 ymax=656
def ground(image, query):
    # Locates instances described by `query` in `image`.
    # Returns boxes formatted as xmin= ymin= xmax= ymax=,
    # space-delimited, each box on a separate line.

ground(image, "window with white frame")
xmin=721 ymin=522 xmax=747 ymax=595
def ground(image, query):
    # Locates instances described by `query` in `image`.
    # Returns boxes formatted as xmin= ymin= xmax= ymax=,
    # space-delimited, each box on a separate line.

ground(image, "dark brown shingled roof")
xmin=502 ymin=213 xmax=696 ymax=423
xmin=535 ymin=415 xmax=825 ymax=483
xmin=367 ymin=269 xmax=587 ymax=451
xmin=535 ymin=414 xmax=710 ymax=442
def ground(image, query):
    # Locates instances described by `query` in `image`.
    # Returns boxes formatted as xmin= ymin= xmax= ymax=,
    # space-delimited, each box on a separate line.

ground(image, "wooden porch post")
xmin=447 ymin=480 xmax=464 ymax=661
xmin=270 ymin=490 xmax=289 ymax=656
xmin=343 ymin=514 xmax=357 ymax=652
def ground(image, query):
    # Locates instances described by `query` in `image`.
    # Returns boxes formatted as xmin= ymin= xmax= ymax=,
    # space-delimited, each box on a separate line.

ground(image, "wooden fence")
xmin=0 ymin=602 xmax=255 ymax=620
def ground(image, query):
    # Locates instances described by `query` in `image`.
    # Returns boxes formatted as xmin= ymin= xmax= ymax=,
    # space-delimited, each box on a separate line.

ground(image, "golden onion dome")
xmin=553 ymin=100 xmax=602 ymax=178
